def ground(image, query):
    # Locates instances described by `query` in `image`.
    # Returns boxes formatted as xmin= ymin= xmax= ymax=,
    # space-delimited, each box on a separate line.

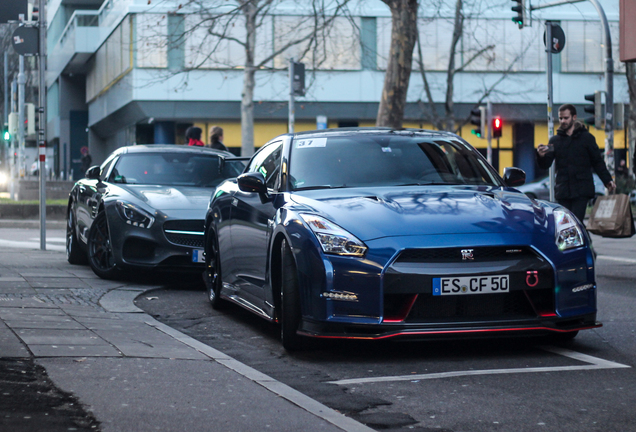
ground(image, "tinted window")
xmin=247 ymin=141 xmax=283 ymax=190
xmin=108 ymin=153 xmax=230 ymax=187
xmin=289 ymin=134 xmax=501 ymax=190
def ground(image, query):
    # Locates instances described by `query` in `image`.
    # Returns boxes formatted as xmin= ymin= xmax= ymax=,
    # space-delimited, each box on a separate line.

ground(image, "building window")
xmin=136 ymin=14 xmax=168 ymax=68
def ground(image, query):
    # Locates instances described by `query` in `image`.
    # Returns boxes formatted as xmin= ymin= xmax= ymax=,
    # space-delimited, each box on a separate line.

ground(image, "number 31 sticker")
xmin=295 ymin=138 xmax=327 ymax=148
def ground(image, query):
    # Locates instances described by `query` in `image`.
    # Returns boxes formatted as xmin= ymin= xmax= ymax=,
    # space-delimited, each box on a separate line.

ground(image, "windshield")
xmin=289 ymin=134 xmax=501 ymax=190
xmin=108 ymin=153 xmax=244 ymax=187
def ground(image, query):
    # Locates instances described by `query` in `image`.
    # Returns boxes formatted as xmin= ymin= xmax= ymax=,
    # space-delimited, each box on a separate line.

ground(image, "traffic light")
xmin=27 ymin=4 xmax=38 ymax=22
xmin=583 ymin=91 xmax=602 ymax=129
xmin=470 ymin=107 xmax=485 ymax=138
xmin=492 ymin=117 xmax=503 ymax=138
xmin=2 ymin=123 xmax=9 ymax=142
xmin=511 ymin=0 xmax=526 ymax=29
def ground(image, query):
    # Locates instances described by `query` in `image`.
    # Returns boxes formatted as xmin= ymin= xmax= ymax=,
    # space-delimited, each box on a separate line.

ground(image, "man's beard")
xmin=558 ymin=121 xmax=572 ymax=131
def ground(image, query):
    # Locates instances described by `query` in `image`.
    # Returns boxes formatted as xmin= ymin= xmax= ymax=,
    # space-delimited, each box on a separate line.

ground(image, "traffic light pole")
xmin=38 ymin=0 xmax=46 ymax=250
xmin=18 ymin=56 xmax=25 ymax=179
xmin=487 ymin=101 xmax=493 ymax=165
xmin=288 ymin=58 xmax=295 ymax=134
xmin=546 ymin=22 xmax=556 ymax=202
xmin=587 ymin=0 xmax=614 ymax=179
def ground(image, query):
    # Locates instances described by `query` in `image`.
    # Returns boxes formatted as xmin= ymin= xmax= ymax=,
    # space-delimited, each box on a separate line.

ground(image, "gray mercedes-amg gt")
xmin=66 ymin=144 xmax=245 ymax=279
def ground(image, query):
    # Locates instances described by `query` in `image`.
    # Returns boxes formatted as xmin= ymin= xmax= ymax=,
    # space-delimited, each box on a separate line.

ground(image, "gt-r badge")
xmin=461 ymin=249 xmax=474 ymax=260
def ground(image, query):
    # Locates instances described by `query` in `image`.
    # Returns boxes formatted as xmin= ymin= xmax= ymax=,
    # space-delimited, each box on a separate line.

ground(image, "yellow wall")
xmin=534 ymin=123 xmax=628 ymax=151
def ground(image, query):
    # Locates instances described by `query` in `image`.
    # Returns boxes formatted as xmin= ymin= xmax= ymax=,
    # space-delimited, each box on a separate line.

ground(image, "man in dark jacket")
xmin=537 ymin=103 xmax=615 ymax=223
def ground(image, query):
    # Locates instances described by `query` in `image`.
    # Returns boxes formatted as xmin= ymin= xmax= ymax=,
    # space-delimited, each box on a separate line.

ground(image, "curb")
xmin=0 ymin=219 xmax=66 ymax=229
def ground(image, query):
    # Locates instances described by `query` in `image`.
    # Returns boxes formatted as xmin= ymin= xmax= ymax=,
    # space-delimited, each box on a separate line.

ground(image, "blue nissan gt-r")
xmin=203 ymin=128 xmax=600 ymax=350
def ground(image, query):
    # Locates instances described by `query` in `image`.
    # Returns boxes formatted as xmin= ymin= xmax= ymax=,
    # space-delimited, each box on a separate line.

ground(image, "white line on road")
xmin=328 ymin=346 xmax=630 ymax=386
xmin=596 ymin=255 xmax=636 ymax=264
xmin=0 ymin=239 xmax=65 ymax=252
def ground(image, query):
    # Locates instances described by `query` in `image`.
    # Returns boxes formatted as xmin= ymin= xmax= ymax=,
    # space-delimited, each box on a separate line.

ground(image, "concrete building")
xmin=46 ymin=0 xmax=628 ymax=181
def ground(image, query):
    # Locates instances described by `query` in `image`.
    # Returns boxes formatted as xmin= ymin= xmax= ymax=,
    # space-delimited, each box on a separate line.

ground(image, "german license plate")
xmin=432 ymin=275 xmax=509 ymax=296
xmin=192 ymin=249 xmax=205 ymax=263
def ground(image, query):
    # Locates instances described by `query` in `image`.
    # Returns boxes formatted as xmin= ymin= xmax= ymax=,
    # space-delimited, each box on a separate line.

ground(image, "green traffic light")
xmin=471 ymin=129 xmax=482 ymax=138
xmin=3 ymin=131 xmax=9 ymax=141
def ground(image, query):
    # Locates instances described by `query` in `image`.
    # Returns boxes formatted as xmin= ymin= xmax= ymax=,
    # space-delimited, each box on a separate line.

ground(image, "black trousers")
xmin=557 ymin=197 xmax=589 ymax=224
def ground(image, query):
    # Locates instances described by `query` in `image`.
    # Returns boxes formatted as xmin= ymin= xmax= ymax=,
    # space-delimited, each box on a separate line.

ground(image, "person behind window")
xmin=209 ymin=126 xmax=228 ymax=151
xmin=186 ymin=126 xmax=204 ymax=147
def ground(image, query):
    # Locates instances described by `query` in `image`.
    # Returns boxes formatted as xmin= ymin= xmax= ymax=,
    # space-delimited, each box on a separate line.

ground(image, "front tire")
xmin=87 ymin=211 xmax=119 ymax=279
xmin=280 ymin=239 xmax=306 ymax=351
xmin=66 ymin=207 xmax=87 ymax=265
xmin=204 ymin=232 xmax=225 ymax=310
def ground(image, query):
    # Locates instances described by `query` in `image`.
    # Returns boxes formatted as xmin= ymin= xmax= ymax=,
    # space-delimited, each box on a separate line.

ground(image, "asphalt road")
xmin=135 ymin=234 xmax=636 ymax=432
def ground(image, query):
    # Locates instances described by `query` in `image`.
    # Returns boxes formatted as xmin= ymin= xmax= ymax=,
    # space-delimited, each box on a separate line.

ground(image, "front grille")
xmin=163 ymin=220 xmax=205 ymax=248
xmin=396 ymin=246 xmax=535 ymax=263
xmin=402 ymin=290 xmax=545 ymax=322
xmin=164 ymin=232 xmax=204 ymax=248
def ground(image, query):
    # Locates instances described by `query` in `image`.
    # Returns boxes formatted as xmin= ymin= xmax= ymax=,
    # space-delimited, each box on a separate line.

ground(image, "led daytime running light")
xmin=115 ymin=201 xmax=155 ymax=229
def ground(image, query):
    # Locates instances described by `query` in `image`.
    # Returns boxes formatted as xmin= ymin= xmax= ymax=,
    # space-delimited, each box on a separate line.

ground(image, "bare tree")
xmin=413 ymin=0 xmax=534 ymax=133
xmin=154 ymin=0 xmax=351 ymax=156
xmin=376 ymin=0 xmax=418 ymax=129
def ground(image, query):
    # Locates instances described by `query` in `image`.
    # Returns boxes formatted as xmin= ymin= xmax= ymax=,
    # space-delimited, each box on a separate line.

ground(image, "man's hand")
xmin=537 ymin=145 xmax=553 ymax=157
xmin=607 ymin=180 xmax=616 ymax=192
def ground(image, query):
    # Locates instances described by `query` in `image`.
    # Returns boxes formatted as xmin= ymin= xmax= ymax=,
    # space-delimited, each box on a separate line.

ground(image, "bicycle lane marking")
xmin=327 ymin=346 xmax=631 ymax=386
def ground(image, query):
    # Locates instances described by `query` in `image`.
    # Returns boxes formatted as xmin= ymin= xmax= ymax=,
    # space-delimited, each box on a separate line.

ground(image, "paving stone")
xmin=16 ymin=329 xmax=107 ymax=346
xmin=29 ymin=344 xmax=122 ymax=357
xmin=5 ymin=320 xmax=86 ymax=330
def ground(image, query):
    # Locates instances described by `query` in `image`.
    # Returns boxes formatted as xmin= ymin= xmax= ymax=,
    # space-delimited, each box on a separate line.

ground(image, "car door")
xmin=75 ymin=155 xmax=118 ymax=244
xmin=229 ymin=141 xmax=283 ymax=312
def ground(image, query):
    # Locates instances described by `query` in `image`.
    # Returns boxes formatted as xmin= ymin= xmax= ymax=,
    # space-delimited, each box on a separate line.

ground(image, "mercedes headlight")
xmin=300 ymin=214 xmax=367 ymax=257
xmin=554 ymin=208 xmax=584 ymax=251
xmin=115 ymin=201 xmax=155 ymax=229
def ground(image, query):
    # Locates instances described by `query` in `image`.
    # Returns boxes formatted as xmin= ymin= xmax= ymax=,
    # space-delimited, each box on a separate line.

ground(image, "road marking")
xmin=145 ymin=317 xmax=376 ymax=432
xmin=0 ymin=239 xmax=65 ymax=252
xmin=597 ymin=255 xmax=636 ymax=264
xmin=328 ymin=346 xmax=630 ymax=386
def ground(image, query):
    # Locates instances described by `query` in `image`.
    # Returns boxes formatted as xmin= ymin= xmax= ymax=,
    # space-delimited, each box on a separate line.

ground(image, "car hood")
xmin=290 ymin=186 xmax=548 ymax=241
xmin=113 ymin=185 xmax=212 ymax=212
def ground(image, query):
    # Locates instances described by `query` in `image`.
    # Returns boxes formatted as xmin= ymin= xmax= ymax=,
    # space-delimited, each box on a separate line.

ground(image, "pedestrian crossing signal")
xmin=492 ymin=117 xmax=503 ymax=138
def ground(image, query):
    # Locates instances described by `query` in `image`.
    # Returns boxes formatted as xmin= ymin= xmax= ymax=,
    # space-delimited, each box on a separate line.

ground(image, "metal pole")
xmin=546 ymin=21 xmax=556 ymax=202
xmin=288 ymin=58 xmax=295 ymax=134
xmin=10 ymin=79 xmax=16 ymax=200
xmin=18 ymin=56 xmax=25 ymax=180
xmin=38 ymin=0 xmax=47 ymax=250
xmin=3 ymin=52 xmax=8 ymax=174
xmin=587 ymin=0 xmax=614 ymax=178
xmin=487 ymin=100 xmax=493 ymax=166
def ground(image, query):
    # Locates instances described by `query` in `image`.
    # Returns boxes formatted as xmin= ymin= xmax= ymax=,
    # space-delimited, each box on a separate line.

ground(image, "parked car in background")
xmin=203 ymin=128 xmax=600 ymax=351
xmin=66 ymin=145 xmax=246 ymax=279
xmin=516 ymin=173 xmax=606 ymax=203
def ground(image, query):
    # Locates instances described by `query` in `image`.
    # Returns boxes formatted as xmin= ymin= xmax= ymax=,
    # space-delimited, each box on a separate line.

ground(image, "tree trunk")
xmin=444 ymin=0 xmax=463 ymax=132
xmin=241 ymin=3 xmax=257 ymax=157
xmin=376 ymin=0 xmax=418 ymax=129
xmin=627 ymin=62 xmax=636 ymax=177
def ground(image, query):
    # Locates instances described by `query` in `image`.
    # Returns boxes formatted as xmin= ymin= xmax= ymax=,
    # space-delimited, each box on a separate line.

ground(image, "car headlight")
xmin=299 ymin=214 xmax=367 ymax=257
xmin=115 ymin=201 xmax=155 ymax=229
xmin=554 ymin=208 xmax=584 ymax=251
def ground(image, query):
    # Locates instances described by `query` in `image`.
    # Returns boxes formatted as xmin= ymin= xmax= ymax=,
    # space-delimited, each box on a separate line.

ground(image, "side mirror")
xmin=237 ymin=172 xmax=268 ymax=195
xmin=503 ymin=167 xmax=526 ymax=187
xmin=86 ymin=166 xmax=101 ymax=180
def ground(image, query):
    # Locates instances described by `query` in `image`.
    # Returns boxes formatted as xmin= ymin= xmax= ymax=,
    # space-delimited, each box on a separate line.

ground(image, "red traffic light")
xmin=492 ymin=117 xmax=502 ymax=138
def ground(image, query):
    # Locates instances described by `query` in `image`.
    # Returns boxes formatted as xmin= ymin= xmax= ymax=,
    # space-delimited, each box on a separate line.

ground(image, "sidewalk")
xmin=0 ymin=241 xmax=372 ymax=431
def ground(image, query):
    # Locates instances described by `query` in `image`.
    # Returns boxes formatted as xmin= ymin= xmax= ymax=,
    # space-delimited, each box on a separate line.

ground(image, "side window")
xmin=100 ymin=155 xmax=118 ymax=181
xmin=247 ymin=141 xmax=283 ymax=190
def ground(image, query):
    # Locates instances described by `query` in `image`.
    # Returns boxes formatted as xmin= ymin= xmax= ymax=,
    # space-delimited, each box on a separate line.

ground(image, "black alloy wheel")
xmin=66 ymin=207 xmax=87 ymax=265
xmin=204 ymin=232 xmax=225 ymax=310
xmin=279 ymin=239 xmax=306 ymax=351
xmin=87 ymin=211 xmax=119 ymax=279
